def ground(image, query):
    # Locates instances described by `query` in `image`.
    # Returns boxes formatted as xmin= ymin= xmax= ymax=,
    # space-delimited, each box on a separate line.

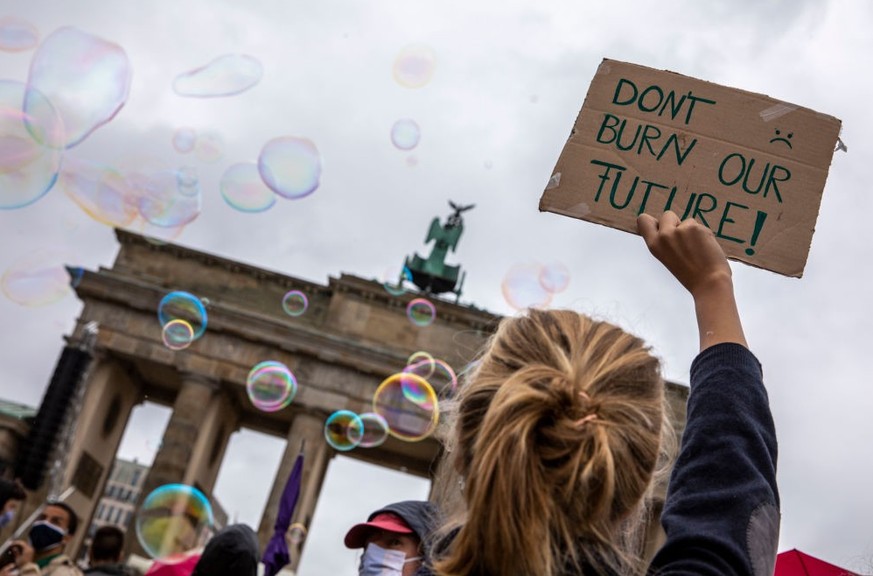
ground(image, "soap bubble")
xmin=390 ymin=119 xmax=420 ymax=150
xmin=220 ymin=162 xmax=276 ymax=213
xmin=130 ymin=167 xmax=202 ymax=228
xmin=1 ymin=247 xmax=78 ymax=306
xmin=406 ymin=298 xmax=436 ymax=327
xmin=382 ymin=266 xmax=412 ymax=297
xmin=162 ymin=319 xmax=195 ymax=351
xmin=324 ymin=410 xmax=364 ymax=451
xmin=358 ymin=412 xmax=390 ymax=448
xmin=393 ymin=44 xmax=436 ymax=88
xmin=135 ymin=484 xmax=213 ymax=559
xmin=173 ymin=54 xmax=263 ymax=98
xmin=158 ymin=291 xmax=207 ymax=339
xmin=0 ymin=80 xmax=65 ymax=209
xmin=373 ymin=373 xmax=438 ymax=441
xmin=59 ymin=158 xmax=139 ymax=227
xmin=282 ymin=290 xmax=308 ymax=317
xmin=246 ymin=361 xmax=297 ymax=412
xmin=403 ymin=357 xmax=457 ymax=397
xmin=502 ymin=263 xmax=553 ymax=310
xmin=0 ymin=16 xmax=39 ymax=52
xmin=258 ymin=136 xmax=321 ymax=199
xmin=172 ymin=127 xmax=197 ymax=153
xmin=194 ymin=131 xmax=224 ymax=164
xmin=539 ymin=262 xmax=570 ymax=293
xmin=287 ymin=523 xmax=307 ymax=545
xmin=406 ymin=351 xmax=435 ymax=378
xmin=26 ymin=26 xmax=131 ymax=148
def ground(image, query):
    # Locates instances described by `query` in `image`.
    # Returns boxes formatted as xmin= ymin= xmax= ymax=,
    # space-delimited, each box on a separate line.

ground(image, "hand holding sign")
xmin=637 ymin=211 xmax=747 ymax=352
xmin=540 ymin=59 xmax=842 ymax=277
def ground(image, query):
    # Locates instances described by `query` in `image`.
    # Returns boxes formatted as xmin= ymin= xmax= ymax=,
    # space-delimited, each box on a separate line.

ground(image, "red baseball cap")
xmin=343 ymin=512 xmax=415 ymax=548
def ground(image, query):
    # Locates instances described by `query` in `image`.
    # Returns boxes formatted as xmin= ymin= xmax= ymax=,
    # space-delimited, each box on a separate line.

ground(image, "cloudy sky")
xmin=1 ymin=0 xmax=871 ymax=573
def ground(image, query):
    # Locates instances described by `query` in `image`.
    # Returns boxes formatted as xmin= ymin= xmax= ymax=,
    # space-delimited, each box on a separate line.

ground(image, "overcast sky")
xmin=1 ymin=0 xmax=871 ymax=573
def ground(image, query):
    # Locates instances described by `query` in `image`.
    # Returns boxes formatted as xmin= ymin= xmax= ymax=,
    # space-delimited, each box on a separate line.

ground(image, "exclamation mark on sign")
xmin=745 ymin=211 xmax=767 ymax=255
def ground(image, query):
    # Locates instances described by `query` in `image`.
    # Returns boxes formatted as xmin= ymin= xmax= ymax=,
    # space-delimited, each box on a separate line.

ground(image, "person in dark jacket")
xmin=190 ymin=524 xmax=259 ymax=576
xmin=344 ymin=501 xmax=438 ymax=576
xmin=83 ymin=525 xmax=134 ymax=576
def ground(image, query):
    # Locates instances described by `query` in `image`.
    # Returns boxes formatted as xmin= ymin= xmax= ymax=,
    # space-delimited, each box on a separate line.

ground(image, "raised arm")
xmin=637 ymin=211 xmax=746 ymax=352
xmin=638 ymin=211 xmax=779 ymax=576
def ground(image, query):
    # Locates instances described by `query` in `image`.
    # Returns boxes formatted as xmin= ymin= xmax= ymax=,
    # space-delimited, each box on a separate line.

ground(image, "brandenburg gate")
xmin=9 ymin=210 xmax=688 ymax=569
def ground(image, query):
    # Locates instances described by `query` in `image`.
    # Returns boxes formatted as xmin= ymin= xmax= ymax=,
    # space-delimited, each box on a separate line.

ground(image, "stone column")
xmin=256 ymin=412 xmax=332 ymax=571
xmin=59 ymin=356 xmax=143 ymax=559
xmin=182 ymin=382 xmax=238 ymax=495
xmin=129 ymin=372 xmax=230 ymax=558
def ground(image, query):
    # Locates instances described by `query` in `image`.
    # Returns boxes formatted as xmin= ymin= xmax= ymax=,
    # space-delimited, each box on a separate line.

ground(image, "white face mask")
xmin=359 ymin=543 xmax=422 ymax=576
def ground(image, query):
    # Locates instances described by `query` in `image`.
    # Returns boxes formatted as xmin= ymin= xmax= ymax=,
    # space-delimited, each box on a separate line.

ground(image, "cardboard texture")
xmin=539 ymin=58 xmax=842 ymax=277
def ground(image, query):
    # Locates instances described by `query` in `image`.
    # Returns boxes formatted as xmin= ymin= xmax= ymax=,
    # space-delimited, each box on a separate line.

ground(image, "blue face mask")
xmin=0 ymin=510 xmax=14 ymax=529
xmin=28 ymin=520 xmax=67 ymax=552
xmin=359 ymin=543 xmax=421 ymax=576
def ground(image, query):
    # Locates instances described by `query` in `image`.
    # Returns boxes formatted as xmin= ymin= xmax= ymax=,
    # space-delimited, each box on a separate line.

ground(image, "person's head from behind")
xmin=345 ymin=501 xmax=436 ymax=576
xmin=436 ymin=309 xmax=669 ymax=576
xmin=192 ymin=524 xmax=260 ymax=576
xmin=89 ymin=525 xmax=125 ymax=566
xmin=0 ymin=478 xmax=26 ymax=529
xmin=29 ymin=500 xmax=78 ymax=558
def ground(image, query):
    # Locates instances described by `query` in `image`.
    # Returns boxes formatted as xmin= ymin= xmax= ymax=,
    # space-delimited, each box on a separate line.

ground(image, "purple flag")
xmin=262 ymin=447 xmax=304 ymax=576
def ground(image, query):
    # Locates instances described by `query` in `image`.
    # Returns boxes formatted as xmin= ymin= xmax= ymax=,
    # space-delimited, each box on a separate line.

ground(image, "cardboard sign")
xmin=539 ymin=59 xmax=842 ymax=277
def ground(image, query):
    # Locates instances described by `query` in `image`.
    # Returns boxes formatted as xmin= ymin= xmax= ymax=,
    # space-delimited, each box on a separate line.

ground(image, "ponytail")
xmin=433 ymin=310 xmax=667 ymax=576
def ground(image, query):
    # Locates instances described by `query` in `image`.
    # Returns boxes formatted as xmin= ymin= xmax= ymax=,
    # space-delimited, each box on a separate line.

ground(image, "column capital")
xmin=179 ymin=371 xmax=220 ymax=392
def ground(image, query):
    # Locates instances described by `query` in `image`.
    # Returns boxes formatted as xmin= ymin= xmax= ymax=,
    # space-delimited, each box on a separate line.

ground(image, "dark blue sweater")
xmin=649 ymin=342 xmax=779 ymax=575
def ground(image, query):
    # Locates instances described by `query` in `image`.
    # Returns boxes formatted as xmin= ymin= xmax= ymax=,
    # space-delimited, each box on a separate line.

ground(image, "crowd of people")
xmin=1 ymin=211 xmax=779 ymax=575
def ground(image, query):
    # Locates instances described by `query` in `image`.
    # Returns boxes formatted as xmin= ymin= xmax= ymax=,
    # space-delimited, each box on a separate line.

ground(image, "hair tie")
xmin=574 ymin=413 xmax=599 ymax=429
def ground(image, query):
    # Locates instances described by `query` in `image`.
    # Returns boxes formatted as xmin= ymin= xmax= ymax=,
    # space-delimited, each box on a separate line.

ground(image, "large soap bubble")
xmin=246 ymin=361 xmax=298 ymax=412
xmin=173 ymin=54 xmax=263 ymax=98
xmin=0 ymin=16 xmax=39 ymax=52
xmin=26 ymin=26 xmax=132 ymax=148
xmin=373 ymin=373 xmax=439 ymax=442
xmin=0 ymin=80 xmax=64 ymax=209
xmin=220 ymin=162 xmax=276 ymax=213
xmin=324 ymin=410 xmax=364 ymax=451
xmin=135 ymin=484 xmax=213 ymax=559
xmin=258 ymin=136 xmax=322 ymax=199
xmin=59 ymin=157 xmax=139 ymax=227
xmin=158 ymin=291 xmax=207 ymax=340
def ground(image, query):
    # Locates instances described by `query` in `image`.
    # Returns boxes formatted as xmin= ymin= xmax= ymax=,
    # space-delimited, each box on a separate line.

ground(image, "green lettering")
xmin=639 ymin=124 xmax=662 ymax=157
xmin=612 ymin=78 xmax=638 ymax=106
xmin=638 ymin=85 xmax=664 ymax=112
xmin=683 ymin=94 xmax=717 ymax=124
xmin=764 ymin=165 xmax=789 ymax=204
xmin=718 ymin=153 xmax=745 ymax=186
xmin=596 ymin=114 xmax=621 ymax=145
xmin=590 ymin=159 xmax=626 ymax=202
xmin=657 ymin=134 xmax=697 ymax=166
xmin=691 ymin=193 xmax=718 ymax=228
xmin=716 ymin=201 xmax=749 ymax=244
xmin=659 ymin=91 xmax=688 ymax=121
xmin=636 ymin=181 xmax=668 ymax=215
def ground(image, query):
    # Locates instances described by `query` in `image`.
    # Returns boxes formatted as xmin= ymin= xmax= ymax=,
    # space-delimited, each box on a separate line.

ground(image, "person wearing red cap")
xmin=344 ymin=500 xmax=436 ymax=576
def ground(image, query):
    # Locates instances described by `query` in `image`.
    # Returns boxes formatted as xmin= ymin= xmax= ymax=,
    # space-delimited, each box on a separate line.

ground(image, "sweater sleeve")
xmin=648 ymin=343 xmax=779 ymax=576
xmin=17 ymin=563 xmax=41 ymax=576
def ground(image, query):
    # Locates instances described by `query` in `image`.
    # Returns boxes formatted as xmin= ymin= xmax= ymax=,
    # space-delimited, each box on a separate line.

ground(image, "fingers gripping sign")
xmin=637 ymin=211 xmax=746 ymax=351
xmin=637 ymin=211 xmax=732 ymax=296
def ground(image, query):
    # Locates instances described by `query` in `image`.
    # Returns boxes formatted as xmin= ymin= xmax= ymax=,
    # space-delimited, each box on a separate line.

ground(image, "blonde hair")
xmin=433 ymin=309 xmax=672 ymax=576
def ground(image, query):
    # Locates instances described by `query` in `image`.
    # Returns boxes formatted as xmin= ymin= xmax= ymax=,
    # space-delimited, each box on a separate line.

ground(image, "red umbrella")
xmin=143 ymin=551 xmax=202 ymax=576
xmin=776 ymin=549 xmax=862 ymax=576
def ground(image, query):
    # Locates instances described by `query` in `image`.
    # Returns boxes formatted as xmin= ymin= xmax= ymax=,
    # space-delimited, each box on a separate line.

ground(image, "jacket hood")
xmin=371 ymin=500 xmax=438 ymax=546
xmin=191 ymin=524 xmax=259 ymax=576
